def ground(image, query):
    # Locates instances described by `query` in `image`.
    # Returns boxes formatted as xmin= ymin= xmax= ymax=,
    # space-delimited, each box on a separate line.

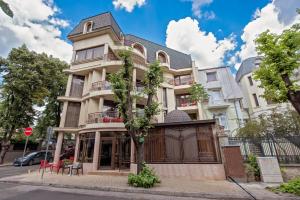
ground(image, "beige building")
xmin=198 ymin=67 xmax=248 ymax=136
xmin=236 ymin=57 xmax=296 ymax=119
xmin=52 ymin=12 xmax=227 ymax=178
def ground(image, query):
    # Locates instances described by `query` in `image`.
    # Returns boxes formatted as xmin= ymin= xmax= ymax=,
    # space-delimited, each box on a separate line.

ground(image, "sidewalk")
xmin=0 ymin=171 xmax=299 ymax=200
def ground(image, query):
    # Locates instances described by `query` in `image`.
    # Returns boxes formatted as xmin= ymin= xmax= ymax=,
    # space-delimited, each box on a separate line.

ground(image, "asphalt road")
xmin=0 ymin=165 xmax=38 ymax=178
xmin=0 ymin=182 xmax=214 ymax=200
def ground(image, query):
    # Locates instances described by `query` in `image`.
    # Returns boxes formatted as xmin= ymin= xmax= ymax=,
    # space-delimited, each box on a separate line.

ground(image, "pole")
xmin=41 ymin=127 xmax=53 ymax=179
xmin=20 ymin=136 xmax=29 ymax=168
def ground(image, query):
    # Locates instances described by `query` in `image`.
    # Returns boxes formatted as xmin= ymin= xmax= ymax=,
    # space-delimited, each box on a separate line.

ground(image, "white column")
xmin=54 ymin=132 xmax=64 ymax=164
xmin=59 ymin=102 xmax=68 ymax=128
xmin=99 ymin=97 xmax=104 ymax=112
xmin=130 ymin=138 xmax=135 ymax=163
xmin=65 ymin=74 xmax=73 ymax=96
xmin=73 ymin=134 xmax=80 ymax=162
xmin=92 ymin=131 xmax=101 ymax=171
xmin=101 ymin=68 xmax=106 ymax=81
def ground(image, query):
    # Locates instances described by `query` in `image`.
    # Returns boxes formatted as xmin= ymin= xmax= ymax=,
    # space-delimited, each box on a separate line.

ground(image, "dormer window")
xmin=132 ymin=43 xmax=145 ymax=56
xmin=157 ymin=51 xmax=168 ymax=64
xmin=84 ymin=21 xmax=93 ymax=34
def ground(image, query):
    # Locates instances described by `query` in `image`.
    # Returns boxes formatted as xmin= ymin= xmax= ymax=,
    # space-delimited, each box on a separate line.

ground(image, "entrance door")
xmin=99 ymin=137 xmax=116 ymax=170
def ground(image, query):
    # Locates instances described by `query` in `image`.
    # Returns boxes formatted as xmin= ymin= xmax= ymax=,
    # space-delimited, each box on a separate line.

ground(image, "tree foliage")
xmin=0 ymin=45 xmax=68 ymax=163
xmin=0 ymin=0 xmax=13 ymax=18
xmin=188 ymin=83 xmax=208 ymax=103
xmin=237 ymin=110 xmax=300 ymax=137
xmin=254 ymin=17 xmax=300 ymax=114
xmin=110 ymin=50 xmax=163 ymax=173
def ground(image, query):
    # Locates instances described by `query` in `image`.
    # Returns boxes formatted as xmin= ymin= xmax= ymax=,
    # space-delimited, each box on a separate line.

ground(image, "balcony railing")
xmin=90 ymin=81 xmax=112 ymax=91
xmin=174 ymin=78 xmax=194 ymax=86
xmin=176 ymin=98 xmax=197 ymax=107
xmin=87 ymin=111 xmax=123 ymax=124
xmin=164 ymin=77 xmax=174 ymax=85
xmin=135 ymin=83 xmax=145 ymax=93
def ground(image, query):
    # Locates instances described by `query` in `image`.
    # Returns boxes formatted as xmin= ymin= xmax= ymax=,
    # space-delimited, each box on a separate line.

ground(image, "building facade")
xmin=236 ymin=57 xmax=295 ymax=119
xmin=52 ymin=13 xmax=226 ymax=178
xmin=198 ymin=67 xmax=247 ymax=136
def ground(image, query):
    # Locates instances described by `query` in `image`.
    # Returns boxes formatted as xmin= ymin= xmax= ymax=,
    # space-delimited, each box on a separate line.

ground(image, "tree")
xmin=110 ymin=50 xmax=209 ymax=173
xmin=0 ymin=0 xmax=13 ymax=18
xmin=254 ymin=20 xmax=300 ymax=115
xmin=110 ymin=50 xmax=163 ymax=174
xmin=0 ymin=45 xmax=68 ymax=164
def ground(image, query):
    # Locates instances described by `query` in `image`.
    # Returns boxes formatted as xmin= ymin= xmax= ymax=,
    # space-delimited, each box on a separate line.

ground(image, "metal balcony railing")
xmin=90 ymin=81 xmax=112 ymax=91
xmin=174 ymin=78 xmax=194 ymax=86
xmin=176 ymin=98 xmax=197 ymax=107
xmin=87 ymin=111 xmax=123 ymax=124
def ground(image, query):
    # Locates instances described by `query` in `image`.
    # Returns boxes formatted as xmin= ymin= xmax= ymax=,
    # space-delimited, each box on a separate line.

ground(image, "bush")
xmin=246 ymin=154 xmax=260 ymax=180
xmin=271 ymin=178 xmax=300 ymax=196
xmin=128 ymin=163 xmax=160 ymax=188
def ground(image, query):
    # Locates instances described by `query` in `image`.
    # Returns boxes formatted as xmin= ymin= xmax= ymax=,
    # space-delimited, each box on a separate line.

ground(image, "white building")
xmin=198 ymin=66 xmax=248 ymax=136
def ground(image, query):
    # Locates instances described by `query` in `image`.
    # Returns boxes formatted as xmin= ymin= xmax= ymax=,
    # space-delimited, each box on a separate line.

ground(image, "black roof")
xmin=68 ymin=12 xmax=123 ymax=39
xmin=236 ymin=57 xmax=262 ymax=82
xmin=125 ymin=34 xmax=192 ymax=69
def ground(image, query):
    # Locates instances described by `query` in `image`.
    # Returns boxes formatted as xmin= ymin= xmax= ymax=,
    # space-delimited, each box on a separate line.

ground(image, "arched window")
xmin=158 ymin=51 xmax=168 ymax=64
xmin=132 ymin=43 xmax=145 ymax=55
xmin=84 ymin=21 xmax=93 ymax=33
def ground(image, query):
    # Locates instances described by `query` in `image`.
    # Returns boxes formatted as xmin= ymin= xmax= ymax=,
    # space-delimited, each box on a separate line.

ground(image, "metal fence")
xmin=228 ymin=136 xmax=300 ymax=164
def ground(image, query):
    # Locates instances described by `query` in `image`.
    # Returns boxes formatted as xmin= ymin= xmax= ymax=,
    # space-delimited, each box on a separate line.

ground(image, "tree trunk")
xmin=0 ymin=140 xmax=11 ymax=164
xmin=282 ymin=74 xmax=300 ymax=115
xmin=136 ymin=142 xmax=145 ymax=174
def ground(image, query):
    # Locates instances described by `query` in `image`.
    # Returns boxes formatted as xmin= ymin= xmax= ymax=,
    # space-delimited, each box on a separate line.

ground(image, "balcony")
xmin=174 ymin=75 xmax=194 ymax=86
xmin=87 ymin=111 xmax=123 ymax=124
xmin=207 ymin=98 xmax=230 ymax=109
xmin=90 ymin=81 xmax=112 ymax=91
xmin=176 ymin=98 xmax=197 ymax=108
xmin=164 ymin=77 xmax=174 ymax=85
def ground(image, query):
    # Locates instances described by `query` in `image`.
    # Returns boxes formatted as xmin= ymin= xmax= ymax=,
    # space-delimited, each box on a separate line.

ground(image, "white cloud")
xmin=113 ymin=0 xmax=146 ymax=12
xmin=166 ymin=17 xmax=236 ymax=69
xmin=234 ymin=0 xmax=300 ymax=69
xmin=0 ymin=0 xmax=72 ymax=62
xmin=184 ymin=0 xmax=214 ymax=19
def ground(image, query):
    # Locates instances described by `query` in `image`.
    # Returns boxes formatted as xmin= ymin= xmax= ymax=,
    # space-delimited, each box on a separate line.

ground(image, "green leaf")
xmin=0 ymin=0 xmax=13 ymax=18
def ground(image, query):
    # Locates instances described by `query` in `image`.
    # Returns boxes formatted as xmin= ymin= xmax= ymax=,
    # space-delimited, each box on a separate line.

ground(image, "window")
xmin=252 ymin=93 xmax=260 ymax=107
xmin=163 ymin=88 xmax=168 ymax=108
xmin=70 ymin=75 xmax=84 ymax=97
xmin=157 ymin=52 xmax=167 ymax=63
xmin=75 ymin=46 xmax=104 ymax=62
xmin=248 ymin=76 xmax=253 ymax=86
xmin=214 ymin=113 xmax=228 ymax=130
xmin=65 ymin=102 xmax=81 ymax=127
xmin=85 ymin=22 xmax=93 ymax=33
xmin=206 ymin=72 xmax=217 ymax=82
xmin=78 ymin=133 xmax=95 ymax=163
xmin=209 ymin=90 xmax=223 ymax=104
xmin=133 ymin=43 xmax=145 ymax=55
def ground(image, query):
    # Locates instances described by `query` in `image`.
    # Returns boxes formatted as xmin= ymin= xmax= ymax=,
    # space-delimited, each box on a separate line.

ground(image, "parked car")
xmin=13 ymin=151 xmax=53 ymax=166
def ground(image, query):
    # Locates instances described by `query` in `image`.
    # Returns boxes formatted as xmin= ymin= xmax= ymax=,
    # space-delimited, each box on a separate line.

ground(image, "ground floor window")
xmin=78 ymin=132 xmax=95 ymax=163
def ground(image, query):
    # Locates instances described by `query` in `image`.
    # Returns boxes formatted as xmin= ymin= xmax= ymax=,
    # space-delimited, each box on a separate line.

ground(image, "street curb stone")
xmin=0 ymin=180 xmax=253 ymax=200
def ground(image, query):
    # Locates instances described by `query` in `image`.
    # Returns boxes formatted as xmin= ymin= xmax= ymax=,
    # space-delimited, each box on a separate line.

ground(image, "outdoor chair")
xmin=39 ymin=160 xmax=51 ymax=172
xmin=61 ymin=161 xmax=73 ymax=175
xmin=71 ymin=163 xmax=83 ymax=176
xmin=50 ymin=160 xmax=64 ymax=174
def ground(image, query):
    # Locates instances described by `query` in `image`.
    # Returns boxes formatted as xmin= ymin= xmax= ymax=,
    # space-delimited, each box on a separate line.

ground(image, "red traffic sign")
xmin=24 ymin=127 xmax=33 ymax=137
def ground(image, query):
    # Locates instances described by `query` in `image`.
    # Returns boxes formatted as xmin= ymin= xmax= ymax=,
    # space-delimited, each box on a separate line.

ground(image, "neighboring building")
xmin=236 ymin=57 xmax=294 ymax=119
xmin=52 ymin=12 xmax=226 ymax=179
xmin=198 ymin=66 xmax=247 ymax=136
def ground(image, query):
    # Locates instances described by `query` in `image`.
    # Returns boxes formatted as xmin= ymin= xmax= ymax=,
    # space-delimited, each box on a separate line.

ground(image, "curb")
xmin=0 ymin=163 xmax=12 ymax=168
xmin=0 ymin=180 xmax=252 ymax=200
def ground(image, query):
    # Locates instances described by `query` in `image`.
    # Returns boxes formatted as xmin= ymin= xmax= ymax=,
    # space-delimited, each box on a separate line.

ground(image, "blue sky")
xmin=55 ymin=0 xmax=267 ymax=43
xmin=0 ymin=0 xmax=299 ymax=72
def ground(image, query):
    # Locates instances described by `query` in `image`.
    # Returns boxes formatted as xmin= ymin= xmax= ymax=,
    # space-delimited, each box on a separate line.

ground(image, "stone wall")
xmin=281 ymin=164 xmax=300 ymax=181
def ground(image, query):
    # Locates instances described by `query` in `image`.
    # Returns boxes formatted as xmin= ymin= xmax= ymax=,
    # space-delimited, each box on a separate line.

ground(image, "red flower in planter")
xmin=103 ymin=117 xmax=110 ymax=123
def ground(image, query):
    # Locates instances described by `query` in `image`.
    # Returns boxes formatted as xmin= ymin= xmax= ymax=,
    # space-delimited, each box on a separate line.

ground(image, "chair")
xmin=61 ymin=161 xmax=72 ymax=175
xmin=71 ymin=163 xmax=83 ymax=176
xmin=39 ymin=160 xmax=51 ymax=172
xmin=51 ymin=160 xmax=64 ymax=174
